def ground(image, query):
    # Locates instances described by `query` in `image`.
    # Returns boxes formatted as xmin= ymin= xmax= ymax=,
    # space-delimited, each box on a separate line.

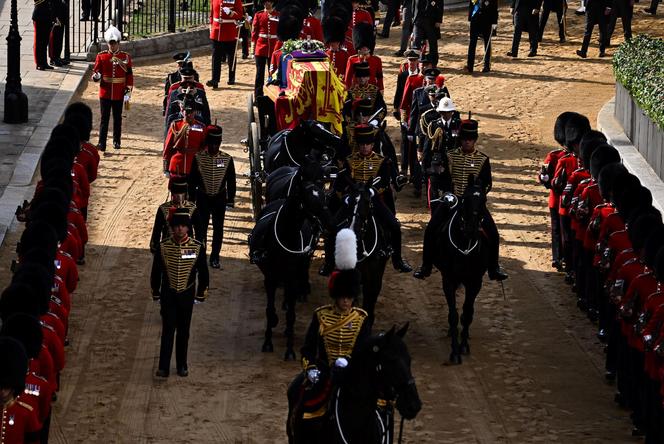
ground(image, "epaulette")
xmin=315 ymin=304 xmax=333 ymax=313
xmin=572 ymin=167 xmax=585 ymax=174
xmin=17 ymin=400 xmax=34 ymax=411
xmin=30 ymin=372 xmax=48 ymax=383
xmin=579 ymin=178 xmax=592 ymax=185
xmin=99 ymin=50 xmax=109 ymax=54
xmin=352 ymin=307 xmax=368 ymax=317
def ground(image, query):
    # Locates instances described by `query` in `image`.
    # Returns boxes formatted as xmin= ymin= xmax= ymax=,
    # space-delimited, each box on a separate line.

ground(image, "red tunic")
xmin=581 ymin=183 xmax=603 ymax=251
xmin=251 ymin=9 xmax=280 ymax=58
xmin=163 ymin=119 xmax=207 ymax=178
xmin=607 ymin=243 xmax=635 ymax=285
xmin=210 ymin=0 xmax=243 ymax=42
xmin=620 ymin=270 xmax=657 ymax=349
xmin=586 ymin=203 xmax=614 ymax=265
xmin=0 ymin=399 xmax=41 ymax=444
xmin=68 ymin=205 xmax=88 ymax=246
xmin=55 ymin=250 xmax=78 ymax=294
xmin=326 ymin=48 xmax=349 ymax=79
xmin=92 ymin=50 xmax=133 ymax=101
xmin=399 ymin=74 xmax=445 ymax=120
xmin=640 ymin=293 xmax=664 ymax=379
xmin=541 ymin=149 xmax=566 ymax=209
xmin=52 ymin=275 xmax=71 ymax=313
xmin=570 ymin=176 xmax=591 ymax=239
xmin=76 ymin=141 xmax=100 ymax=184
xmin=40 ymin=312 xmax=65 ymax=344
xmin=49 ymin=296 xmax=69 ymax=332
xmin=30 ymin=348 xmax=57 ymax=393
xmin=553 ymin=153 xmax=578 ymax=216
xmin=18 ymin=372 xmax=53 ymax=427
xmin=300 ymin=16 xmax=323 ymax=41
xmin=344 ymin=8 xmax=373 ymax=55
xmin=41 ymin=321 xmax=65 ymax=373
xmin=344 ymin=55 xmax=384 ymax=92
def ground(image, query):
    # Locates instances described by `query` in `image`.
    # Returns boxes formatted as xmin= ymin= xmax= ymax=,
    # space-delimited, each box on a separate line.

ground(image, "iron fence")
xmin=67 ymin=0 xmax=209 ymax=58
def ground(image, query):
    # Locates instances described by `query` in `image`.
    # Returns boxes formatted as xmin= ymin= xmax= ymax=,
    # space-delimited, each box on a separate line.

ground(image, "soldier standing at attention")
xmin=208 ymin=0 xmax=244 ymax=89
xmin=91 ymin=26 xmax=133 ymax=151
xmin=33 ymin=0 xmax=53 ymax=70
xmin=151 ymin=210 xmax=209 ymax=378
xmin=188 ymin=125 xmax=237 ymax=269
xmin=466 ymin=0 xmax=498 ymax=73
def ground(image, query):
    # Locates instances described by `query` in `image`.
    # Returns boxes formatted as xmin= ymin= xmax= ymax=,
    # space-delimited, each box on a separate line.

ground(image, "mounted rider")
xmin=414 ymin=119 xmax=508 ymax=281
xmin=334 ymin=125 xmax=412 ymax=273
xmin=291 ymin=229 xmax=370 ymax=423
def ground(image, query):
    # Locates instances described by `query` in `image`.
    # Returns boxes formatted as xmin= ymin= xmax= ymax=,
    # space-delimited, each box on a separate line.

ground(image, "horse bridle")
xmin=347 ymin=192 xmax=378 ymax=262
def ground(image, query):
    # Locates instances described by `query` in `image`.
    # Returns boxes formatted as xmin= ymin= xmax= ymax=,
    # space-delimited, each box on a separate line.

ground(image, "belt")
xmin=102 ymin=77 xmax=126 ymax=83
xmin=258 ymin=33 xmax=278 ymax=39
xmin=214 ymin=18 xmax=236 ymax=23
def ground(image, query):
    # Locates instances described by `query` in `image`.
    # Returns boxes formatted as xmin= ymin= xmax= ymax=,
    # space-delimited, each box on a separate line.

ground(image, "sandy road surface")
xmin=0 ymin=7 xmax=662 ymax=443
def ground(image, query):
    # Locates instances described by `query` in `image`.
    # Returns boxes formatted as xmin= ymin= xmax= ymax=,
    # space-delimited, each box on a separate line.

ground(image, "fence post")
xmin=116 ymin=0 xmax=124 ymax=33
xmin=168 ymin=0 xmax=176 ymax=32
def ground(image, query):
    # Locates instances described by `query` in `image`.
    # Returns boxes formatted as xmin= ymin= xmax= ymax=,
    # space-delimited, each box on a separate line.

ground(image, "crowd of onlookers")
xmin=0 ymin=103 xmax=99 ymax=442
xmin=540 ymin=111 xmax=664 ymax=441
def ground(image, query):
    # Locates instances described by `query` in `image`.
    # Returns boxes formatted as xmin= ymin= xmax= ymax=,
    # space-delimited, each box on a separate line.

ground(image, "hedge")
xmin=613 ymin=35 xmax=664 ymax=131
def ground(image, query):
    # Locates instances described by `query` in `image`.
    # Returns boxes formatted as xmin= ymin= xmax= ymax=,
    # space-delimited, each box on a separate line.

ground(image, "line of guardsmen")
xmin=150 ymin=53 xmax=236 ymax=378
xmin=1 ymin=101 xmax=100 ymax=443
xmin=540 ymin=111 xmax=664 ymax=441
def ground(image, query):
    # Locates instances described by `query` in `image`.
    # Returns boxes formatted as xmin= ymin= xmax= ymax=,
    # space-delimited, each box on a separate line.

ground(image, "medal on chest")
xmin=181 ymin=248 xmax=197 ymax=259
xmin=8 ymin=414 xmax=15 ymax=426
xmin=215 ymin=158 xmax=225 ymax=168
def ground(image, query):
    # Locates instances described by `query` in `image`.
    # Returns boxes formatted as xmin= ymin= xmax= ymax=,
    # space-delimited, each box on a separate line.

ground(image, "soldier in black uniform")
xmin=151 ymin=209 xmax=209 ymax=378
xmin=80 ymin=0 xmax=101 ymax=20
xmin=507 ymin=0 xmax=542 ymax=57
xmin=414 ymin=119 xmax=508 ymax=280
xmin=576 ymin=0 xmax=610 ymax=57
xmin=162 ymin=53 xmax=197 ymax=116
xmin=412 ymin=0 xmax=445 ymax=66
xmin=150 ymin=181 xmax=202 ymax=254
xmin=49 ymin=0 xmax=70 ymax=67
xmin=537 ymin=0 xmax=566 ymax=43
xmin=33 ymin=0 xmax=53 ymax=70
xmin=606 ymin=0 xmax=632 ymax=46
xmin=188 ymin=125 xmax=236 ymax=269
xmin=467 ymin=0 xmax=498 ymax=73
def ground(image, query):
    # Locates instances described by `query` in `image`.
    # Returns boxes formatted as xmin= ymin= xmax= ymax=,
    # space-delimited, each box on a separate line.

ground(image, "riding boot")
xmin=319 ymin=235 xmax=335 ymax=276
xmin=483 ymin=213 xmax=508 ymax=281
xmin=391 ymin=228 xmax=412 ymax=272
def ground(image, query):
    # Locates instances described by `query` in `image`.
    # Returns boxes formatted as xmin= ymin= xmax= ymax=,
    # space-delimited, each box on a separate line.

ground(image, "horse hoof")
xmin=284 ymin=350 xmax=296 ymax=361
xmin=262 ymin=342 xmax=274 ymax=353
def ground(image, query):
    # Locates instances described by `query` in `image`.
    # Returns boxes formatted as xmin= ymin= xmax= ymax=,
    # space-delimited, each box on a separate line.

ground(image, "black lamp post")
xmin=4 ymin=0 xmax=29 ymax=123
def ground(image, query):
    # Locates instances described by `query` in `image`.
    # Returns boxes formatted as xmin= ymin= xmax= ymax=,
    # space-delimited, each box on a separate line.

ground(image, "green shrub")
xmin=613 ymin=35 xmax=664 ymax=130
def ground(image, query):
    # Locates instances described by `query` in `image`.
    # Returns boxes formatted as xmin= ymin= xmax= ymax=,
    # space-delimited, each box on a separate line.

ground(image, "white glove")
xmin=334 ymin=357 xmax=349 ymax=368
xmin=163 ymin=171 xmax=170 ymax=178
xmin=306 ymin=368 xmax=321 ymax=384
xmin=222 ymin=6 xmax=231 ymax=14
xmin=407 ymin=135 xmax=414 ymax=142
xmin=540 ymin=173 xmax=549 ymax=182
xmin=369 ymin=119 xmax=379 ymax=127
xmin=92 ymin=71 xmax=101 ymax=81
xmin=532 ymin=8 xmax=539 ymax=14
xmin=247 ymin=15 xmax=252 ymax=22
xmin=492 ymin=24 xmax=497 ymax=30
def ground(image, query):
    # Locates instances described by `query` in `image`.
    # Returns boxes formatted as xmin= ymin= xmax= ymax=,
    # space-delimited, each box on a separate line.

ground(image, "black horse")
xmin=249 ymin=161 xmax=329 ymax=360
xmin=428 ymin=178 xmax=491 ymax=364
xmin=287 ymin=324 xmax=422 ymax=443
xmin=263 ymin=120 xmax=341 ymax=174
xmin=334 ymin=181 xmax=390 ymax=327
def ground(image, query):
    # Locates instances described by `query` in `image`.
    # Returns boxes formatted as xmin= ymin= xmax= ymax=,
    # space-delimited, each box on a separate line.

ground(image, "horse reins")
xmin=448 ymin=211 xmax=479 ymax=256
xmin=273 ymin=203 xmax=315 ymax=255
xmin=348 ymin=195 xmax=379 ymax=262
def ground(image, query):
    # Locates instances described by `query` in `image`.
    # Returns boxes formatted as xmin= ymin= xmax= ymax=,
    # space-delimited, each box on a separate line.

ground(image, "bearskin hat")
xmin=19 ymin=221 xmax=59 ymax=257
xmin=31 ymin=186 xmax=69 ymax=213
xmin=329 ymin=229 xmax=362 ymax=299
xmin=65 ymin=102 xmax=93 ymax=126
xmin=554 ymin=112 xmax=577 ymax=147
xmin=579 ymin=130 xmax=607 ymax=167
xmin=13 ymin=260 xmax=55 ymax=309
xmin=589 ymin=143 xmax=620 ymax=179
xmin=39 ymin=156 xmax=73 ymax=186
xmin=563 ymin=112 xmax=591 ymax=150
xmin=644 ymin=226 xmax=664 ymax=268
xmin=277 ymin=3 xmax=305 ymax=41
xmin=0 ymin=282 xmax=41 ymax=320
xmin=353 ymin=22 xmax=375 ymax=54
xmin=1 ymin=313 xmax=44 ymax=360
xmin=0 ymin=336 xmax=28 ymax=397
xmin=629 ymin=214 xmax=663 ymax=252
xmin=597 ymin=162 xmax=627 ymax=201
xmin=626 ymin=205 xmax=660 ymax=228
xmin=655 ymin=247 xmax=664 ymax=283
xmin=30 ymin=201 xmax=68 ymax=242
xmin=323 ymin=3 xmax=350 ymax=43
xmin=64 ymin=112 xmax=92 ymax=142
xmin=51 ymin=123 xmax=81 ymax=154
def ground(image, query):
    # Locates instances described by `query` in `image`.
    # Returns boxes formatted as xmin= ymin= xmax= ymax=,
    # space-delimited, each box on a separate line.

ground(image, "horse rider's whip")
xmin=398 ymin=416 xmax=405 ymax=444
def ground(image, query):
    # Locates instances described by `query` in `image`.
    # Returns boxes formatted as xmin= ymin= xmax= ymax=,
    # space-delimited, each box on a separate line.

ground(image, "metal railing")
xmin=67 ymin=0 xmax=209 ymax=58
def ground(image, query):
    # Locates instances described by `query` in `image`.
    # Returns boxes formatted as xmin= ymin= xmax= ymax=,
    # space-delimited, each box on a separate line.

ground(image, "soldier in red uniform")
xmin=251 ymin=0 xmax=280 ymax=97
xmin=91 ymin=26 xmax=133 ymax=151
xmin=301 ymin=7 xmax=323 ymax=40
xmin=64 ymin=102 xmax=100 ymax=189
xmin=344 ymin=22 xmax=384 ymax=93
xmin=0 ymin=337 xmax=41 ymax=444
xmin=208 ymin=0 xmax=244 ymax=88
xmin=323 ymin=10 xmax=350 ymax=79
xmin=344 ymin=0 xmax=373 ymax=55
xmin=163 ymin=97 xmax=208 ymax=183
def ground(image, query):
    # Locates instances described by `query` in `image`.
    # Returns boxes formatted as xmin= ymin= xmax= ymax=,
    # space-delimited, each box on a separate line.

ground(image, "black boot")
xmin=393 ymin=257 xmax=413 ymax=273
xmin=488 ymin=267 xmax=508 ymax=281
xmin=413 ymin=263 xmax=432 ymax=279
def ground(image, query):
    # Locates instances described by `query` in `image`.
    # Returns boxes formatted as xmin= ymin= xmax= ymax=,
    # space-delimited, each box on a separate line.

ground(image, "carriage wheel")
xmin=250 ymin=122 xmax=263 ymax=220
xmin=247 ymin=93 xmax=255 ymax=124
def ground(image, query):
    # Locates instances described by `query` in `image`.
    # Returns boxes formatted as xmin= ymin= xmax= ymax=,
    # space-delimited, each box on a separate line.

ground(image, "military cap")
xmin=179 ymin=65 xmax=196 ymax=77
xmin=424 ymin=85 xmax=438 ymax=95
xmin=63 ymin=112 xmax=93 ymax=142
xmin=354 ymin=62 xmax=370 ymax=78
xmin=554 ymin=112 xmax=577 ymax=147
xmin=459 ymin=119 xmax=479 ymax=140
xmin=1 ymin=313 xmax=44 ymax=360
xmin=169 ymin=180 xmax=188 ymax=195
xmin=563 ymin=112 xmax=591 ymax=149
xmin=437 ymin=97 xmax=456 ymax=112
xmin=173 ymin=51 xmax=190 ymax=63
xmin=0 ymin=336 xmax=28 ymax=397
xmin=206 ymin=125 xmax=223 ymax=144
xmin=11 ymin=263 xmax=52 ymax=315
xmin=329 ymin=229 xmax=362 ymax=299
xmin=589 ymin=144 xmax=620 ymax=179
xmin=169 ymin=207 xmax=191 ymax=227
xmin=354 ymin=124 xmax=375 ymax=144
xmin=418 ymin=53 xmax=433 ymax=64
xmin=404 ymin=49 xmax=420 ymax=59
xmin=423 ymin=68 xmax=441 ymax=78
xmin=16 ymin=248 xmax=56 ymax=278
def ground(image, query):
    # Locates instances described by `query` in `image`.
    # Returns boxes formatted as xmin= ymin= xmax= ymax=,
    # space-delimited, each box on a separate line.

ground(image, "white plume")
xmin=104 ymin=26 xmax=122 ymax=43
xmin=335 ymin=228 xmax=357 ymax=270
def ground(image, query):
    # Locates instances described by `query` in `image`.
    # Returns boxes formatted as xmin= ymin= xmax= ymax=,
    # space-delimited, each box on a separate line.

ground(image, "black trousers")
xmin=606 ymin=1 xmax=632 ymax=42
xmin=99 ymin=99 xmax=123 ymax=149
xmin=240 ymin=26 xmax=249 ymax=57
xmin=382 ymin=0 xmax=400 ymax=35
xmin=49 ymin=22 xmax=65 ymax=61
xmin=254 ymin=55 xmax=268 ymax=97
xmin=580 ymin=11 xmax=607 ymax=53
xmin=81 ymin=0 xmax=101 ymax=19
xmin=158 ymin=289 xmax=195 ymax=371
xmin=33 ymin=19 xmax=51 ymax=67
xmin=538 ymin=6 xmax=565 ymax=41
xmin=373 ymin=196 xmax=404 ymax=261
xmin=511 ymin=11 xmax=539 ymax=55
xmin=196 ymin=193 xmax=227 ymax=261
xmin=399 ymin=1 xmax=413 ymax=52
xmin=647 ymin=0 xmax=659 ymax=12
xmin=400 ymin=126 xmax=421 ymax=182
xmin=211 ymin=40 xmax=237 ymax=84
xmin=413 ymin=21 xmax=440 ymax=66
xmin=549 ymin=208 xmax=562 ymax=263
xmin=467 ymin=21 xmax=492 ymax=71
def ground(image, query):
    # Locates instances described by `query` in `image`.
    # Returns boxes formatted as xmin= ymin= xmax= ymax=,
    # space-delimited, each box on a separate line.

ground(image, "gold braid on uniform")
xmin=347 ymin=151 xmax=384 ymax=183
xmin=195 ymin=151 xmax=231 ymax=196
xmin=170 ymin=122 xmax=190 ymax=149
xmin=447 ymin=148 xmax=488 ymax=196
xmin=316 ymin=305 xmax=367 ymax=366
xmin=159 ymin=237 xmax=202 ymax=292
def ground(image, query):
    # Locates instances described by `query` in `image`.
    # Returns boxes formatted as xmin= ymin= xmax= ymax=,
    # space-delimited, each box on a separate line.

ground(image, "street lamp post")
xmin=4 ymin=0 xmax=29 ymax=123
